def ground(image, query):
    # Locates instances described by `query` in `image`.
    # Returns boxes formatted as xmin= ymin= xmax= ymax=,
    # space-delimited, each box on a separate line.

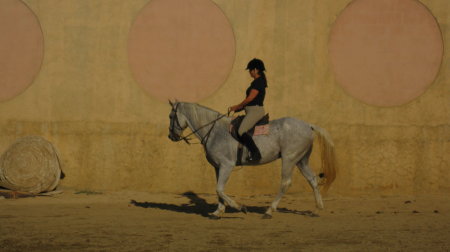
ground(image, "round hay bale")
xmin=0 ymin=136 xmax=61 ymax=194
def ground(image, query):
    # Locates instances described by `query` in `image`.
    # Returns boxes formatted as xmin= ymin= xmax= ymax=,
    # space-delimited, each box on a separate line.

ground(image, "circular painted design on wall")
xmin=0 ymin=0 xmax=44 ymax=102
xmin=128 ymin=0 xmax=235 ymax=102
xmin=329 ymin=0 xmax=443 ymax=106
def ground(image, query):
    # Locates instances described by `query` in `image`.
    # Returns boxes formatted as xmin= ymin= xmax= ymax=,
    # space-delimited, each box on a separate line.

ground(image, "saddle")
xmin=229 ymin=114 xmax=270 ymax=165
xmin=229 ymin=114 xmax=270 ymax=141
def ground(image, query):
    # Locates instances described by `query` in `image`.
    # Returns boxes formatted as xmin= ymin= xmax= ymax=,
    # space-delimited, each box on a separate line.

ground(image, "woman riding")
xmin=228 ymin=58 xmax=268 ymax=163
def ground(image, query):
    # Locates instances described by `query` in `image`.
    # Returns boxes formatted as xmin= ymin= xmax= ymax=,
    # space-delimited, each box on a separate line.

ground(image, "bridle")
xmin=169 ymin=103 xmax=226 ymax=145
xmin=169 ymin=103 xmax=187 ymax=142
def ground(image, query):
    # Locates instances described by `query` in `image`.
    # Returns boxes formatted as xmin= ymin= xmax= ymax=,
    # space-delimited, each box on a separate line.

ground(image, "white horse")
xmin=168 ymin=101 xmax=336 ymax=219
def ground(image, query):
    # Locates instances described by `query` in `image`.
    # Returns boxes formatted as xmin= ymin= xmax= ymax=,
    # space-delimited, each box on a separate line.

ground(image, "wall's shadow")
xmin=130 ymin=191 xmax=319 ymax=218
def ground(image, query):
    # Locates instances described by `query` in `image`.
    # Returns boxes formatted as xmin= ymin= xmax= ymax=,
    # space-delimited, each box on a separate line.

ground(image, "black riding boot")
xmin=239 ymin=133 xmax=261 ymax=163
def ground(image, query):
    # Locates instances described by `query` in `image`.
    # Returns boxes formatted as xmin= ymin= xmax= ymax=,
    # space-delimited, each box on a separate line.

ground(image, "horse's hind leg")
xmin=264 ymin=158 xmax=296 ymax=219
xmin=297 ymin=148 xmax=324 ymax=209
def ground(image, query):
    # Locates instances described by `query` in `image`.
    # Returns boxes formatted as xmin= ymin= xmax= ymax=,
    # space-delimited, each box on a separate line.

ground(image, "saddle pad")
xmin=254 ymin=125 xmax=269 ymax=136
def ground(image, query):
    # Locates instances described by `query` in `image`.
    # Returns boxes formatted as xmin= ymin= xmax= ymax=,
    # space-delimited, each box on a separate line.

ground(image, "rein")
xmin=181 ymin=114 xmax=226 ymax=145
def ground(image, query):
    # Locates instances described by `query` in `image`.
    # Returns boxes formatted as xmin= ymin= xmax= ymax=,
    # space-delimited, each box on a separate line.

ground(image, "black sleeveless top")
xmin=245 ymin=77 xmax=267 ymax=106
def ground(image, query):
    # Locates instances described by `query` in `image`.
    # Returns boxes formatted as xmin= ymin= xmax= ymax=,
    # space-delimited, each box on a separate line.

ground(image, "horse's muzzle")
xmin=168 ymin=133 xmax=180 ymax=142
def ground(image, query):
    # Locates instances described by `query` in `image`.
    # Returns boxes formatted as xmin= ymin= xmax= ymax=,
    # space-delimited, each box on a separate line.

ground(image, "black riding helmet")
xmin=246 ymin=58 xmax=266 ymax=72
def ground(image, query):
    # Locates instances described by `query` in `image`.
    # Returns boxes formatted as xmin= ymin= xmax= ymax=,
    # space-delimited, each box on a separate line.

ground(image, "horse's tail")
xmin=311 ymin=125 xmax=336 ymax=192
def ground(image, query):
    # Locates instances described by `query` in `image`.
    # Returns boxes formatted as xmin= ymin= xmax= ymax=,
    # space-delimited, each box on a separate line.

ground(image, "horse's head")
xmin=168 ymin=101 xmax=188 ymax=142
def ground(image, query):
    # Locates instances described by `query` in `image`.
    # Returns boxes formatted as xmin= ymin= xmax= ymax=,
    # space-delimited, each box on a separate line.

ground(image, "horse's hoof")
xmin=209 ymin=215 xmax=221 ymax=220
xmin=241 ymin=206 xmax=248 ymax=214
xmin=262 ymin=214 xmax=272 ymax=219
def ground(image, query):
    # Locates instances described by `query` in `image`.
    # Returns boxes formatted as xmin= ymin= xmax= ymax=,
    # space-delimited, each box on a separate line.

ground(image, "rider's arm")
xmin=230 ymin=89 xmax=259 ymax=112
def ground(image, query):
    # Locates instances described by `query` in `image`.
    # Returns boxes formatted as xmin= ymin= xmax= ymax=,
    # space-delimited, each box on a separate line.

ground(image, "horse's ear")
xmin=169 ymin=99 xmax=174 ymax=108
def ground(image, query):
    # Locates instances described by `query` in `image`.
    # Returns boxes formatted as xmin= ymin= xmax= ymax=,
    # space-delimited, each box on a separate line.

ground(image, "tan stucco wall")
xmin=0 ymin=0 xmax=448 ymax=196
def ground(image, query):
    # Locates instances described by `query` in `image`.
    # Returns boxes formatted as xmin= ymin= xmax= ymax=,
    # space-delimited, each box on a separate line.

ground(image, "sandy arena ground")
xmin=0 ymin=190 xmax=449 ymax=252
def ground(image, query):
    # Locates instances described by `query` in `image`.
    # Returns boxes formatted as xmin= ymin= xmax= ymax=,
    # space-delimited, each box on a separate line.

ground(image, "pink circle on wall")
xmin=128 ymin=0 xmax=235 ymax=102
xmin=0 ymin=0 xmax=44 ymax=102
xmin=329 ymin=0 xmax=443 ymax=106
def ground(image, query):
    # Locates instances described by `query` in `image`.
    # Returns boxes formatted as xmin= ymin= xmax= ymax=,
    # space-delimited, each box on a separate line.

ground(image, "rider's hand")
xmin=228 ymin=105 xmax=241 ymax=112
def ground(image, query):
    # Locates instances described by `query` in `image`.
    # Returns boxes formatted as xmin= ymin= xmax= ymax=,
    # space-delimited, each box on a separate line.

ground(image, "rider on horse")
xmin=228 ymin=58 xmax=268 ymax=163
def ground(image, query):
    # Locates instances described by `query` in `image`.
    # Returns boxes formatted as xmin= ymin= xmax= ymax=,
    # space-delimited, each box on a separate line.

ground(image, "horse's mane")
xmin=182 ymin=102 xmax=222 ymax=115
xmin=178 ymin=102 xmax=229 ymax=127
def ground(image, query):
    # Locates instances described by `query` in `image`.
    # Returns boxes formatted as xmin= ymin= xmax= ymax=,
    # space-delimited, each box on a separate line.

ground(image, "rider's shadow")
xmin=130 ymin=191 xmax=217 ymax=218
xmin=130 ymin=191 xmax=319 ymax=218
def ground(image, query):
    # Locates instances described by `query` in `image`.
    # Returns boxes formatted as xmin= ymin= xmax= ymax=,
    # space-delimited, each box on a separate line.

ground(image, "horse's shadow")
xmin=130 ymin=191 xmax=319 ymax=218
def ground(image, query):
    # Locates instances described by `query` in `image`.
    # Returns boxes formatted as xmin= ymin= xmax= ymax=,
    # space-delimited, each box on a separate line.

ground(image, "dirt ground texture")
xmin=0 ymin=190 xmax=449 ymax=252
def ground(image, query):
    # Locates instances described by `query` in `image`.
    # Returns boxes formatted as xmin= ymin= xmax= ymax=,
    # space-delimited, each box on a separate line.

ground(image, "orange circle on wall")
xmin=128 ymin=0 xmax=235 ymax=102
xmin=0 ymin=0 xmax=44 ymax=102
xmin=329 ymin=0 xmax=443 ymax=106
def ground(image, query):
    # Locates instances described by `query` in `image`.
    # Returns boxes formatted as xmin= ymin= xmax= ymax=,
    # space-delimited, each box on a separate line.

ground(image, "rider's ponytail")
xmin=260 ymin=71 xmax=267 ymax=87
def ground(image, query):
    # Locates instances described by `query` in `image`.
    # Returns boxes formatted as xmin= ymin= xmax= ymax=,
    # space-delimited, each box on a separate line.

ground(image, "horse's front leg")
xmin=210 ymin=164 xmax=246 ymax=219
xmin=209 ymin=164 xmax=225 ymax=218
xmin=211 ymin=166 xmax=225 ymax=218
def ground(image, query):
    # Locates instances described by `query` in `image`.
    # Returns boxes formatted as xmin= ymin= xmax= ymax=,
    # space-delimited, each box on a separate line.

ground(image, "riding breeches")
xmin=238 ymin=105 xmax=265 ymax=136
